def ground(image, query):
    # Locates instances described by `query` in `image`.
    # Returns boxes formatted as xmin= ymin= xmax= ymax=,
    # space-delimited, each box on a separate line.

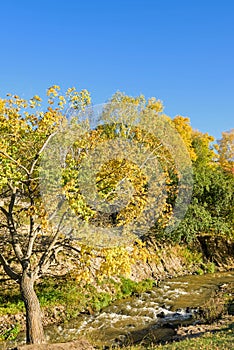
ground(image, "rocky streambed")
xmin=4 ymin=270 xmax=234 ymax=349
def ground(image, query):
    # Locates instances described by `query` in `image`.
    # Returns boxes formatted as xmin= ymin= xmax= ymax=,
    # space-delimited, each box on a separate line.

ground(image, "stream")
xmin=3 ymin=270 xmax=234 ymax=348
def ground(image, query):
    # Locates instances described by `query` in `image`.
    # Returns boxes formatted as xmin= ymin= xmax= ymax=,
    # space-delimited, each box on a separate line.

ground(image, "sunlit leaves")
xmin=0 ymin=85 xmax=92 ymax=277
xmin=172 ymin=115 xmax=197 ymax=162
xmin=217 ymin=129 xmax=234 ymax=173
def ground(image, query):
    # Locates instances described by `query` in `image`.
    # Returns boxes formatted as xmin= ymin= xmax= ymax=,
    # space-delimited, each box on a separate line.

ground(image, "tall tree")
xmin=0 ymin=89 xmax=172 ymax=343
xmin=0 ymin=86 xmax=91 ymax=343
xmin=173 ymin=130 xmax=234 ymax=243
xmin=217 ymin=129 xmax=234 ymax=173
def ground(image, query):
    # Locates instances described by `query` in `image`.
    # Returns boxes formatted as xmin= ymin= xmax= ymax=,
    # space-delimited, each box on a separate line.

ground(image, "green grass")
xmin=118 ymin=277 xmax=156 ymax=298
xmin=0 ymin=324 xmax=21 ymax=341
xmin=156 ymin=328 xmax=234 ymax=350
xmin=0 ymin=288 xmax=25 ymax=316
xmin=0 ymin=275 xmax=156 ymax=318
xmin=0 ymin=274 xmax=157 ymax=342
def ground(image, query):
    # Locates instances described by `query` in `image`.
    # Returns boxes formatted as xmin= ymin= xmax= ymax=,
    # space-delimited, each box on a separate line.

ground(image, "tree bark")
xmin=20 ymin=270 xmax=45 ymax=344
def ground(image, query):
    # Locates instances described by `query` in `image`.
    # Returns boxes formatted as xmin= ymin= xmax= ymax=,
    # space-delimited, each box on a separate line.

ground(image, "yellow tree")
xmin=43 ymin=94 xmax=169 ymax=246
xmin=217 ymin=129 xmax=234 ymax=174
xmin=56 ymin=92 xmax=193 ymax=243
xmin=0 ymin=88 xmax=193 ymax=344
xmin=172 ymin=115 xmax=197 ymax=162
xmin=0 ymin=86 xmax=91 ymax=344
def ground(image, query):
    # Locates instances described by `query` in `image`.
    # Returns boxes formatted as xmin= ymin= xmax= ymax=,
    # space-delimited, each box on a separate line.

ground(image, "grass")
xmin=158 ymin=327 xmax=234 ymax=349
xmin=125 ymin=321 xmax=234 ymax=350
xmin=0 ymin=324 xmax=21 ymax=341
xmin=0 ymin=275 xmax=156 ymax=318
xmin=0 ymin=288 xmax=25 ymax=316
xmin=1 ymin=273 xmax=232 ymax=346
xmin=0 ymin=274 xmax=157 ymax=341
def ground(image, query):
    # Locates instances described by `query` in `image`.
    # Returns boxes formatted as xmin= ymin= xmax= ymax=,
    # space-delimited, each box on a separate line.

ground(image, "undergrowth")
xmin=0 ymin=275 xmax=156 ymax=319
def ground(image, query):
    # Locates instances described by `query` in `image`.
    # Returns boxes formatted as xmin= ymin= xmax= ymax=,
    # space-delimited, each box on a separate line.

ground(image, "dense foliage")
xmin=0 ymin=86 xmax=233 ymax=344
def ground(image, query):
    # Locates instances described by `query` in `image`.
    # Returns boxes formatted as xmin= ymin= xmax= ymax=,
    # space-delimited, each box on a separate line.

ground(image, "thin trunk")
xmin=20 ymin=271 xmax=45 ymax=344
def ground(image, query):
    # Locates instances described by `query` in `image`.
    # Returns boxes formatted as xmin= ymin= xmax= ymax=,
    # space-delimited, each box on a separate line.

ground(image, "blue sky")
xmin=0 ymin=0 xmax=233 ymax=139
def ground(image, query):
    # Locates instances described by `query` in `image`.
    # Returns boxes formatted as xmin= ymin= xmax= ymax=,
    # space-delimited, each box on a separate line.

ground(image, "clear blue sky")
xmin=1 ymin=0 xmax=233 ymax=139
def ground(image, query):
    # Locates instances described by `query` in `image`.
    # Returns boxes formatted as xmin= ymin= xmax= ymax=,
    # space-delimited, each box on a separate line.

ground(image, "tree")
xmin=0 ymin=88 xmax=193 ymax=344
xmin=173 ymin=130 xmax=234 ymax=243
xmin=0 ymin=86 xmax=91 ymax=344
xmin=96 ymin=94 xmax=194 ymax=243
xmin=217 ymin=129 xmax=234 ymax=173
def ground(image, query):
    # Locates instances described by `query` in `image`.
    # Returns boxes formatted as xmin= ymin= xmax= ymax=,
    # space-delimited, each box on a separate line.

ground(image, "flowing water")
xmin=3 ymin=271 xmax=234 ymax=348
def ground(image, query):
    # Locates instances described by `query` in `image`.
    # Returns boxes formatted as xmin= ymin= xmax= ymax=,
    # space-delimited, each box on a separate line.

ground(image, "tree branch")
xmin=0 ymin=253 xmax=20 ymax=281
xmin=36 ymin=212 xmax=67 ymax=276
xmin=0 ymin=205 xmax=8 ymax=217
xmin=6 ymin=193 xmax=24 ymax=261
xmin=0 ymin=150 xmax=29 ymax=175
xmin=29 ymin=132 xmax=57 ymax=175
xmin=25 ymin=225 xmax=39 ymax=260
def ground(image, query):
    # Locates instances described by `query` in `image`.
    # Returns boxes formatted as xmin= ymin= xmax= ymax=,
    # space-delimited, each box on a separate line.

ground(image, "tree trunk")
xmin=20 ymin=270 xmax=45 ymax=344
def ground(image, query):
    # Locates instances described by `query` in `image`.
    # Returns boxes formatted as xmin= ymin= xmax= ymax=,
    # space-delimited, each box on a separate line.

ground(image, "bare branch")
xmin=3 ymin=193 xmax=24 ymax=262
xmin=39 ymin=245 xmax=63 ymax=276
xmin=29 ymin=132 xmax=57 ymax=175
xmin=37 ymin=212 xmax=67 ymax=275
xmin=0 ymin=253 xmax=20 ymax=281
xmin=9 ymin=189 xmax=16 ymax=213
xmin=25 ymin=225 xmax=39 ymax=260
xmin=61 ymin=243 xmax=81 ymax=255
xmin=0 ymin=205 xmax=8 ymax=217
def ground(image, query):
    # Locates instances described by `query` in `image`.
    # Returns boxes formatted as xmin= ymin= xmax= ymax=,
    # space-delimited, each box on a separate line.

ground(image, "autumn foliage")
xmin=0 ymin=86 xmax=233 ymax=344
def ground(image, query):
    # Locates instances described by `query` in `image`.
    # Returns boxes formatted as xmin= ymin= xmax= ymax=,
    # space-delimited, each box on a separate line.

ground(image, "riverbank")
xmin=127 ymin=314 xmax=234 ymax=350
xmin=7 ymin=314 xmax=234 ymax=349
xmin=3 ymin=285 xmax=234 ymax=350
xmin=123 ymin=280 xmax=234 ymax=348
xmin=1 ymin=236 xmax=233 ymax=346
